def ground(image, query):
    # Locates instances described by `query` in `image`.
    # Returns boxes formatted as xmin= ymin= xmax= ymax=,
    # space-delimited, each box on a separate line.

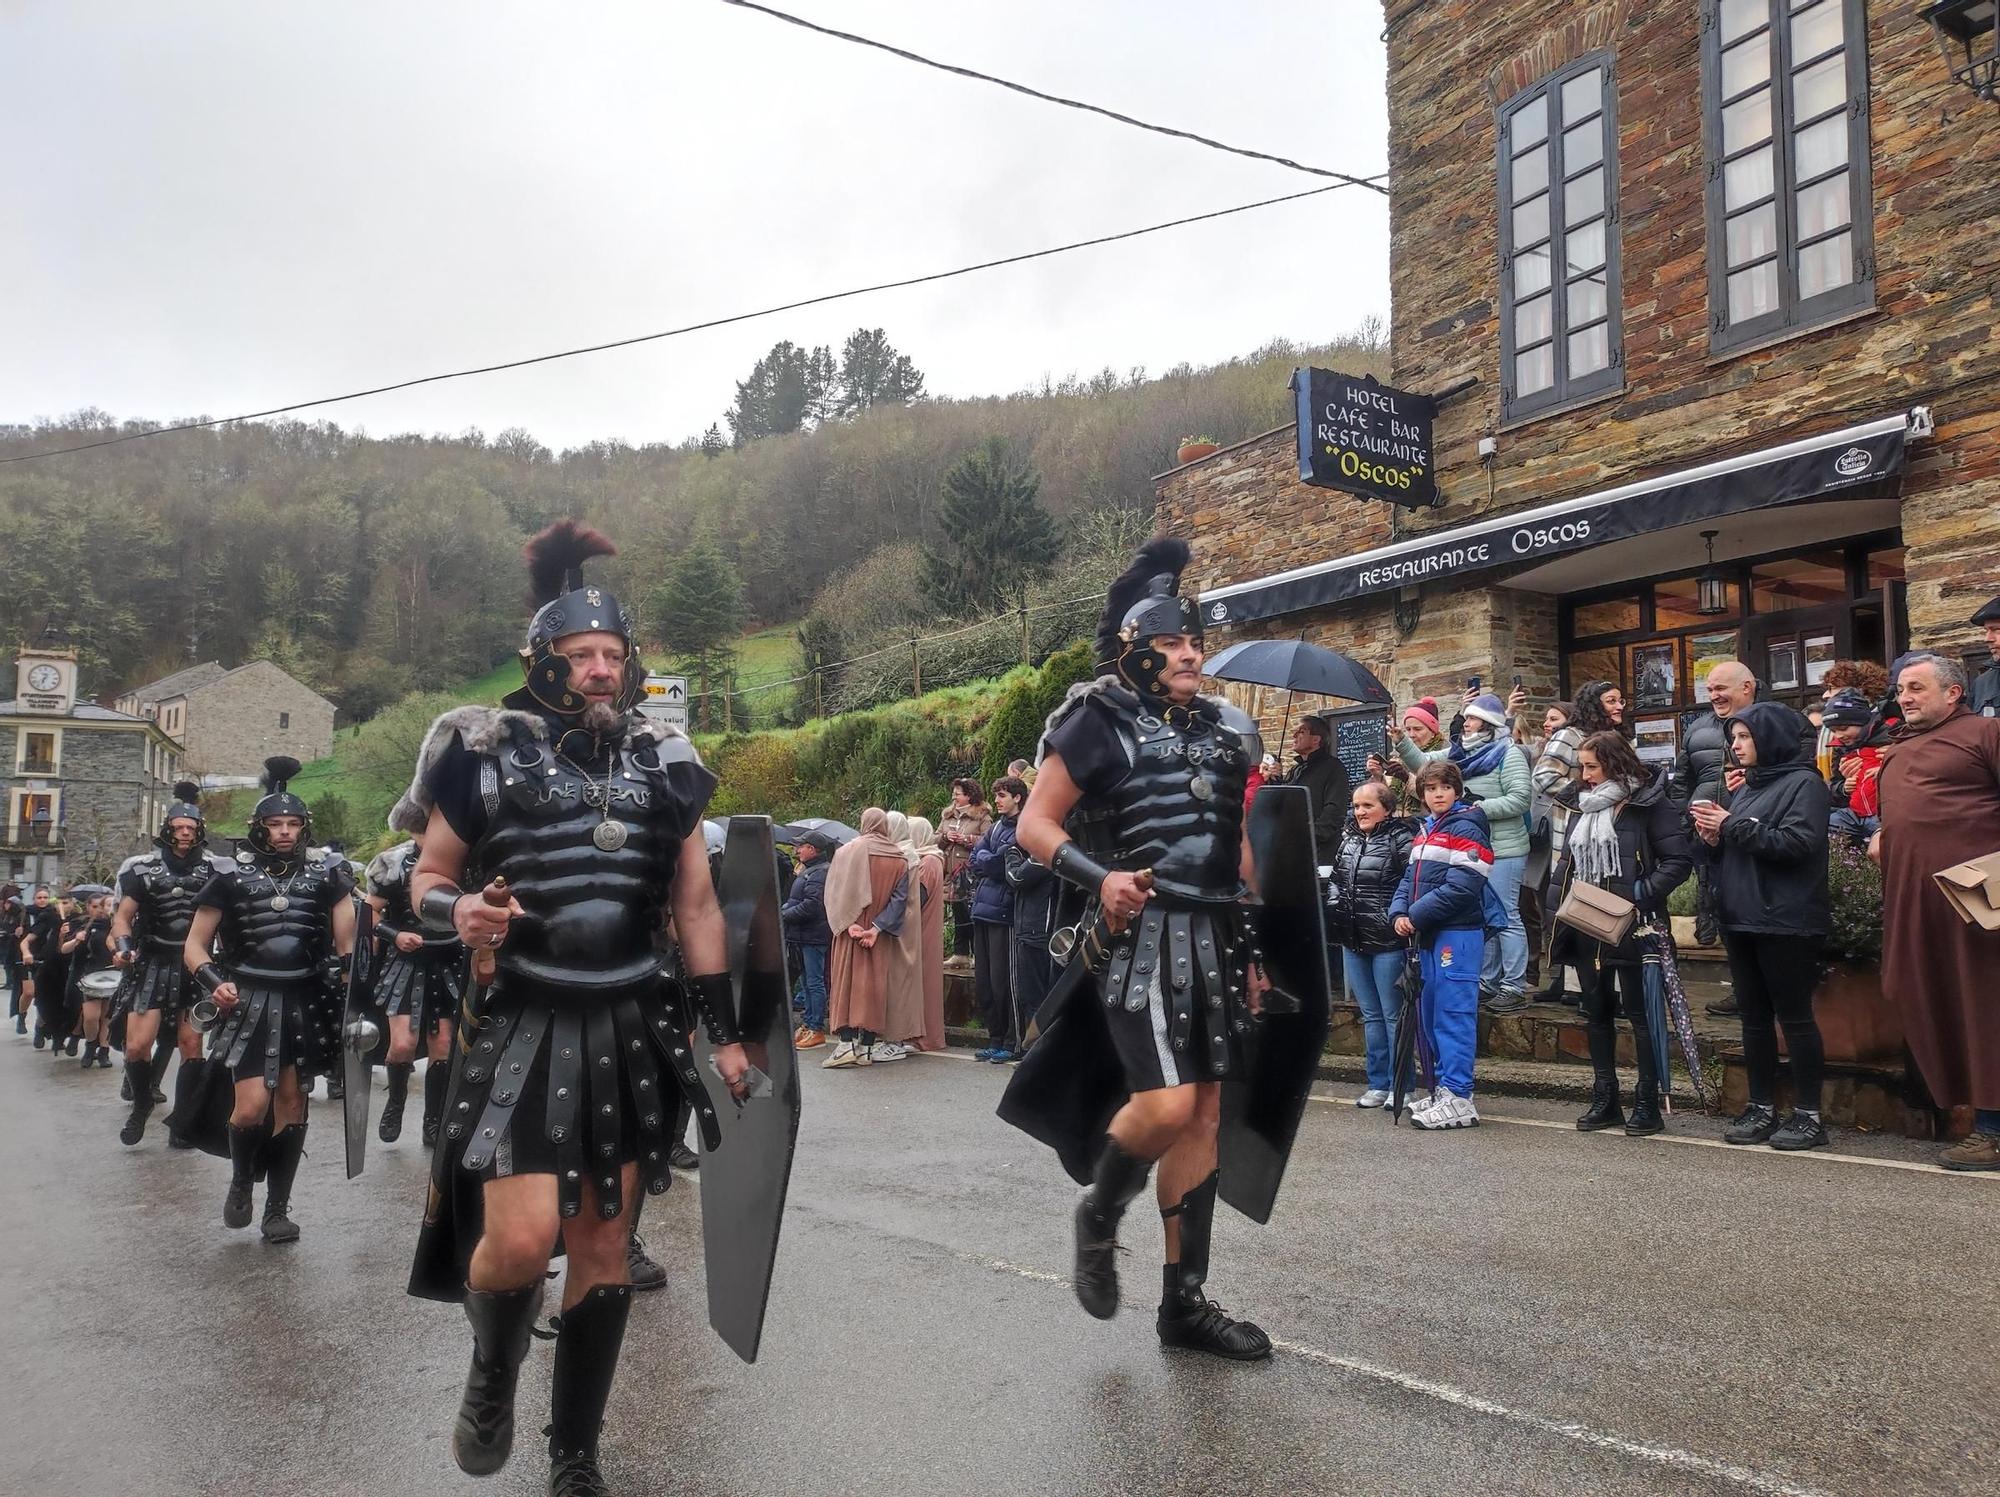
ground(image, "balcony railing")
xmin=19 ymin=759 xmax=57 ymax=776
xmin=1 ymin=829 xmax=62 ymax=851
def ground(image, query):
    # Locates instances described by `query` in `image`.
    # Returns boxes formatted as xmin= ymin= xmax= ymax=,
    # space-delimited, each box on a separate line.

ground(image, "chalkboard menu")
xmin=1328 ymin=707 xmax=1390 ymax=790
xmin=1291 ymin=367 xmax=1438 ymax=509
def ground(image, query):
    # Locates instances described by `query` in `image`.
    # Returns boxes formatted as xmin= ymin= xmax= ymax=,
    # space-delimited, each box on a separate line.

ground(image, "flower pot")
xmin=1176 ymin=441 xmax=1220 ymax=465
xmin=1792 ymin=960 xmax=1899 ymax=1064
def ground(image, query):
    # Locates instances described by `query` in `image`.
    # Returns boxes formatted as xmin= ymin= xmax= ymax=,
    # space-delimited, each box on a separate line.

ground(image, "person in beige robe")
xmin=906 ymin=817 xmax=948 ymax=1051
xmin=874 ymin=813 xmax=925 ymax=1058
xmin=823 ymin=809 xmax=910 ymax=1070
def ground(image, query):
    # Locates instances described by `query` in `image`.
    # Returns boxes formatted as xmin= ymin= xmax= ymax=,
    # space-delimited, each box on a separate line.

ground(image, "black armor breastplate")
xmin=135 ymin=854 xmax=211 ymax=955
xmin=1099 ymin=703 xmax=1251 ymax=903
xmin=226 ymin=854 xmax=337 ymax=980
xmin=377 ymin=848 xmax=460 ymax=955
xmin=474 ymin=738 xmax=683 ymax=994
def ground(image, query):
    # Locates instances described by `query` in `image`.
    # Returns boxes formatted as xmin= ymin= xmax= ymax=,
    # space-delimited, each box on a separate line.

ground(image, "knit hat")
xmin=1402 ymin=698 xmax=1441 ymax=736
xmin=1463 ymin=693 xmax=1509 ymax=730
xmin=1822 ymin=689 xmax=1873 ymax=728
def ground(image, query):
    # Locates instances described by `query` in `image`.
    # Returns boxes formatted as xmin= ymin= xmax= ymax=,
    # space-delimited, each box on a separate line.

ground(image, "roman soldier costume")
xmin=114 ymin=782 xmax=224 ymax=1144
xmin=394 ymin=521 xmax=744 ymax=1496
xmin=1001 ymin=537 xmax=1327 ymax=1362
xmin=191 ymin=757 xmax=355 ymax=1240
xmin=364 ymin=839 xmax=464 ymax=1145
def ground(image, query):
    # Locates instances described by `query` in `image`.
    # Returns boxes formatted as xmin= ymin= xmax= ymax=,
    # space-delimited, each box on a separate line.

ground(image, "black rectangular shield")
xmin=340 ymin=900 xmax=381 ymax=1179
xmin=1219 ymin=783 xmax=1332 ymax=1224
xmin=695 ymin=815 xmax=801 ymax=1364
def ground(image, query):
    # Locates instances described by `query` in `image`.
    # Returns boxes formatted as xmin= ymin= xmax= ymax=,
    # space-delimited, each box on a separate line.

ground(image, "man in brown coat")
xmin=1871 ymin=652 xmax=2000 ymax=1170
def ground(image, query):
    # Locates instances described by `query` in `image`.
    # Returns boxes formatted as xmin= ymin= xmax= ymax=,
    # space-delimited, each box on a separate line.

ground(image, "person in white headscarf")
xmin=872 ymin=812 xmax=925 ymax=1061
xmin=905 ymin=817 xmax=947 ymax=1051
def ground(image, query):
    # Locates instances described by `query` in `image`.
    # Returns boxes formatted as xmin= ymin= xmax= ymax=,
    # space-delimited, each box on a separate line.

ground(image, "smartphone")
xmin=1467 ymin=674 xmax=1482 ymax=692
xmin=1514 ymin=674 xmax=1524 ymax=688
xmin=1690 ymin=798 xmax=1716 ymax=811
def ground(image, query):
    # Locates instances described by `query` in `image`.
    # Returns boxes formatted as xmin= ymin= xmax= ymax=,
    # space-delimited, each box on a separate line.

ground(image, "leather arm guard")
xmin=192 ymin=962 xmax=227 ymax=994
xmin=685 ymin=971 xmax=743 ymax=1046
xmin=115 ymin=935 xmax=138 ymax=960
xmin=418 ymin=884 xmax=464 ymax=934
xmin=1049 ymin=840 xmax=1111 ymax=899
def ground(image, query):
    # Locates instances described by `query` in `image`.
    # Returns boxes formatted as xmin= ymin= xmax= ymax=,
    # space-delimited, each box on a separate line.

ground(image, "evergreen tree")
xmin=834 ymin=328 xmax=926 ymax=417
xmin=724 ymin=340 xmax=835 ymax=445
xmin=652 ymin=540 xmax=746 ymax=730
xmin=922 ymin=438 xmax=1058 ymax=616
xmin=700 ymin=423 xmax=727 ymax=457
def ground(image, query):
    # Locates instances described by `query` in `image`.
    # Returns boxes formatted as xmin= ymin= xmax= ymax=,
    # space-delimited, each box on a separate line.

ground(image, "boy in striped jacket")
xmin=1389 ymin=759 xmax=1494 ymax=1130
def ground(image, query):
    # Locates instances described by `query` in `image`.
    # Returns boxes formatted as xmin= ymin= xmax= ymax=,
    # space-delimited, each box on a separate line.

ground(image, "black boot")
xmin=422 ymin=1060 xmax=448 ymax=1148
xmin=1624 ymin=1081 xmax=1665 ymax=1137
xmin=224 ymin=1123 xmax=263 ymax=1229
xmin=454 ymin=1282 xmax=546 ymax=1476
xmin=261 ymin=1123 xmax=307 ymax=1242
xmin=1575 ymin=1078 xmax=1624 ymax=1131
xmin=1073 ymin=1136 xmax=1151 ymax=1320
xmin=121 ymin=1070 xmax=133 ymax=1101
xmin=379 ymin=1063 xmax=411 ymax=1143
xmin=625 ymin=1192 xmax=666 ymax=1292
xmin=1155 ymin=1171 xmax=1271 ymax=1361
xmin=120 ymin=1059 xmax=156 ymax=1146
xmin=546 ymin=1283 xmax=634 ymax=1497
xmin=149 ymin=1032 xmax=174 ymax=1103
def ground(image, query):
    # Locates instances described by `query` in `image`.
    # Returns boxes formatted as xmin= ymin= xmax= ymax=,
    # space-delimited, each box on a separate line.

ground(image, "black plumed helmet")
xmin=507 ymin=518 xmax=643 ymax=717
xmin=157 ymin=778 xmax=207 ymax=850
xmin=1096 ymin=536 xmax=1202 ymax=698
xmin=248 ymin=755 xmax=311 ymax=852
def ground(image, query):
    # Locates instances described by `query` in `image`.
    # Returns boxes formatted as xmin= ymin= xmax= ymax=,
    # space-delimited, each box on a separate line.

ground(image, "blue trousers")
xmin=1481 ymin=855 xmax=1529 ymax=993
xmin=1342 ymin=947 xmax=1405 ymax=1092
xmin=1422 ymin=928 xmax=1483 ymax=1098
xmin=793 ymin=944 xmax=828 ymax=1031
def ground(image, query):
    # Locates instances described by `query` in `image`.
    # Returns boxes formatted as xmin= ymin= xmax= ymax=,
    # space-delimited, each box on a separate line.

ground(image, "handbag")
xmin=1553 ymin=857 xmax=1638 ymax=946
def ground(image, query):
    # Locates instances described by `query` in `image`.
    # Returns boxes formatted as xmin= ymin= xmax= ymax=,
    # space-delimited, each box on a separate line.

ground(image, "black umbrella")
xmin=1204 ymin=639 xmax=1393 ymax=706
xmin=776 ymin=817 xmax=859 ymax=847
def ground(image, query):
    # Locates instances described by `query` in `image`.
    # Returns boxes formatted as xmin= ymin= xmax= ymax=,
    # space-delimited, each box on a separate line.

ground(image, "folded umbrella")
xmin=1642 ymin=945 xmax=1674 ymax=1112
xmin=1388 ymin=945 xmax=1434 ymax=1124
xmin=1644 ymin=923 xmax=1710 ymax=1108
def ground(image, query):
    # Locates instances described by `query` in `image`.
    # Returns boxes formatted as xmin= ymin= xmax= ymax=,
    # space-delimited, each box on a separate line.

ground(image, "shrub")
xmin=1825 ymin=837 xmax=1883 ymax=964
xmin=979 ymin=638 xmax=1096 ymax=780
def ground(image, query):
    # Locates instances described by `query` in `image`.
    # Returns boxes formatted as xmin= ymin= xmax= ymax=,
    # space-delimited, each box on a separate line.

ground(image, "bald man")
xmin=1675 ymin=660 xmax=1759 ymax=979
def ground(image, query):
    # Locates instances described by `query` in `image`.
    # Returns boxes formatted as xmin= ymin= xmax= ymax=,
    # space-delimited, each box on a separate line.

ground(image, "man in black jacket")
xmin=782 ymin=832 xmax=834 ymax=1049
xmin=1673 ymin=660 xmax=1757 ymax=977
xmin=1285 ymin=714 xmax=1351 ymax=862
xmin=1971 ymin=595 xmax=2000 ymax=718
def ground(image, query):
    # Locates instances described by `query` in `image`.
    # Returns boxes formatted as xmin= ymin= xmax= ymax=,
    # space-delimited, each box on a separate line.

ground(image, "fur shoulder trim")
xmin=365 ymin=841 xmax=415 ymax=888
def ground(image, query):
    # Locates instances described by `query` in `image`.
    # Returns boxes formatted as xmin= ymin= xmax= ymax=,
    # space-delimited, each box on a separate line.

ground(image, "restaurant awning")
xmin=1200 ymin=409 xmax=1925 ymax=627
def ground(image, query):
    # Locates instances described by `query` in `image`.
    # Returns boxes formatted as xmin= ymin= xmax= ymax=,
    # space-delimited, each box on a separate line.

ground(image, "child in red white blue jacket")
xmin=1388 ymin=758 xmax=1494 ymax=1130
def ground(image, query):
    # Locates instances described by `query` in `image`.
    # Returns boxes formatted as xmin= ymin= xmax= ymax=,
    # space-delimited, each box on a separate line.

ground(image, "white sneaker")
xmin=1411 ymin=1089 xmax=1480 ymax=1130
xmin=822 ymin=1040 xmax=860 ymax=1070
xmin=871 ymin=1041 xmax=908 ymax=1063
xmin=1403 ymin=1087 xmax=1433 ymax=1117
xmin=1355 ymin=1088 xmax=1391 ymax=1109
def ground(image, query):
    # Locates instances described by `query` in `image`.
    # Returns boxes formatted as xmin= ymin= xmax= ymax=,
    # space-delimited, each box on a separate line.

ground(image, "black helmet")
xmin=157 ymin=779 xmax=207 ymax=852
xmin=247 ymin=756 xmax=311 ymax=853
xmin=1094 ymin=536 xmax=1203 ymax=702
xmin=505 ymin=518 xmax=643 ymax=718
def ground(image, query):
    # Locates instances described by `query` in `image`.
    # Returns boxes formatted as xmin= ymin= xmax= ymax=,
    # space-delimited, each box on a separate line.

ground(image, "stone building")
xmin=1160 ymin=0 xmax=2000 ymax=763
xmin=117 ymin=658 xmax=335 ymax=781
xmin=2 ymin=639 xmax=183 ymax=890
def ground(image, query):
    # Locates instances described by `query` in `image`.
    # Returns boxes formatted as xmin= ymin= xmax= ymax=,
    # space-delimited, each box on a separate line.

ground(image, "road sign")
xmin=640 ymin=674 xmax=689 ymax=728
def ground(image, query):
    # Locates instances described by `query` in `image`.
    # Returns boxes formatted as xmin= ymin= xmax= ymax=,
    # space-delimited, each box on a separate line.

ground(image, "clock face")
xmin=27 ymin=664 xmax=61 ymax=692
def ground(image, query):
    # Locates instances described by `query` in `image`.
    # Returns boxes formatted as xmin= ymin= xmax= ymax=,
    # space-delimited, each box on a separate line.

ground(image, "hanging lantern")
xmin=1923 ymin=0 xmax=2000 ymax=104
xmin=1696 ymin=530 xmax=1729 ymax=617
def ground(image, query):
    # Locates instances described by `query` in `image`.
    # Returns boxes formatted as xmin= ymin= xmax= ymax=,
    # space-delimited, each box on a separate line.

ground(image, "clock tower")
xmin=13 ymin=640 xmax=79 ymax=715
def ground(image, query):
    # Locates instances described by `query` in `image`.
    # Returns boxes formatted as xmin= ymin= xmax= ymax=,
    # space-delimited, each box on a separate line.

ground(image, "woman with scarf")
xmin=905 ymin=817 xmax=948 ymax=1052
xmin=1690 ymin=702 xmax=1831 ymax=1151
xmin=938 ymin=779 xmax=992 ymax=959
xmin=1533 ymin=681 xmax=1627 ymax=1004
xmin=1393 ymin=692 xmax=1534 ymax=1010
xmin=1557 ymin=730 xmax=1691 ymax=1136
xmin=822 ymin=808 xmax=912 ymax=1070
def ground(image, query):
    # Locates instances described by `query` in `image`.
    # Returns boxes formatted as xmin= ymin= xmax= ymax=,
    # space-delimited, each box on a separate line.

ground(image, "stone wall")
xmin=0 ymin=722 xmax=172 ymax=882
xmin=180 ymin=661 xmax=337 ymax=778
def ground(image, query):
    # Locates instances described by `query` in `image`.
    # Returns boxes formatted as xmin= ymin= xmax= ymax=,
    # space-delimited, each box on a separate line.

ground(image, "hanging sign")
xmin=1291 ymin=367 xmax=1438 ymax=509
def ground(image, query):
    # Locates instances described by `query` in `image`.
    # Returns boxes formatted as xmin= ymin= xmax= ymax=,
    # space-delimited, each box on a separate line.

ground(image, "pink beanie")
xmin=1402 ymin=699 xmax=1441 ymax=736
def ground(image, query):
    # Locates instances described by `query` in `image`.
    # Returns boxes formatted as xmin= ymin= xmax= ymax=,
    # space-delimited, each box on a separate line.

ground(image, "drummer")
xmin=65 ymin=889 xmax=119 ymax=1071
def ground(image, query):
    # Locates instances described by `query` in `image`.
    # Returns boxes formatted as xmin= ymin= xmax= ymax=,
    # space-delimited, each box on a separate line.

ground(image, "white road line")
xmin=952 ymin=1247 xmax=1829 ymax=1497
xmin=1305 ymin=1091 xmax=1999 ymax=1181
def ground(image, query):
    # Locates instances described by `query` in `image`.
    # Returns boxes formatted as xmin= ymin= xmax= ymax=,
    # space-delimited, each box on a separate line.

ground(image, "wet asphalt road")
xmin=3 ymin=1022 xmax=1996 ymax=1497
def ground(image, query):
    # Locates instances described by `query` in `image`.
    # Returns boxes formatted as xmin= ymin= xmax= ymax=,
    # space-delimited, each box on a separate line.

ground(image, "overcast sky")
xmin=2 ymin=1 xmax=1389 ymax=452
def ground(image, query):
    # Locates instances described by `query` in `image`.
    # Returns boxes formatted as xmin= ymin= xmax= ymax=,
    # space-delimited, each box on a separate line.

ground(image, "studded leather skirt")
xmin=210 ymin=978 xmax=335 ymax=1087
xmin=376 ymin=949 xmax=462 ymax=1036
xmin=113 ymin=955 xmax=191 ymax=1023
xmin=1094 ymin=900 xmax=1253 ymax=1091
xmin=438 ymin=975 xmax=720 ymax=1223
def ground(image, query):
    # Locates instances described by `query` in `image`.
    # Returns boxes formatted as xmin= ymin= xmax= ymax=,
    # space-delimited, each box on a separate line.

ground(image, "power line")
xmin=717 ymin=0 xmax=1387 ymax=193
xmin=2 ymin=181 xmax=1372 ymax=466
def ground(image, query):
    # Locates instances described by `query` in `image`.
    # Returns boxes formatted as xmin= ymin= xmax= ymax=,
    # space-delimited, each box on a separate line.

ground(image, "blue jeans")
xmin=1977 ymin=1109 xmax=2000 ymax=1136
xmin=1481 ymin=855 xmax=1529 ymax=993
xmin=793 ymin=944 xmax=828 ymax=1031
xmin=1422 ymin=928 xmax=1483 ymax=1098
xmin=1829 ymin=808 xmax=1879 ymax=843
xmin=1343 ymin=948 xmax=1405 ymax=1092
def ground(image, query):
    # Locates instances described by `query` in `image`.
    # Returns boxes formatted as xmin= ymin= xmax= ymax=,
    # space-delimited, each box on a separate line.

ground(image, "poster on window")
xmin=1632 ymin=642 xmax=1678 ymax=709
xmin=1767 ymin=641 xmax=1801 ymax=691
xmin=1804 ymin=634 xmax=1836 ymax=687
xmin=1690 ymin=631 xmax=1739 ymax=690
xmin=1635 ymin=718 xmax=1678 ymax=762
